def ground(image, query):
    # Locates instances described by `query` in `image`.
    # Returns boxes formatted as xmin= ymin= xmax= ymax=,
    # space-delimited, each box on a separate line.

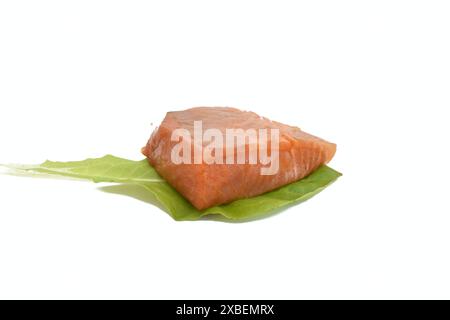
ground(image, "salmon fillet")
xmin=142 ymin=107 xmax=336 ymax=210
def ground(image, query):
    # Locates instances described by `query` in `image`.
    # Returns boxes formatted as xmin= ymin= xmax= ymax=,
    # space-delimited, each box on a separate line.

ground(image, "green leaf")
xmin=3 ymin=155 xmax=163 ymax=183
xmin=2 ymin=155 xmax=341 ymax=221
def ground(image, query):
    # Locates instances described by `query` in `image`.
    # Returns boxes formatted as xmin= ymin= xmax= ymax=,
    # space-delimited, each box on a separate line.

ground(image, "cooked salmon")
xmin=142 ymin=107 xmax=336 ymax=210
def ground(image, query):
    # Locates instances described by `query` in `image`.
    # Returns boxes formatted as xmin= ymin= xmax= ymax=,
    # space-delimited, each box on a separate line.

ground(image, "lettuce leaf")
xmin=2 ymin=155 xmax=341 ymax=221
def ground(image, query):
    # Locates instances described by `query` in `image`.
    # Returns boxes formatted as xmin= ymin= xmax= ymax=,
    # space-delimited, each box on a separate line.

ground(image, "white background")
xmin=0 ymin=1 xmax=449 ymax=299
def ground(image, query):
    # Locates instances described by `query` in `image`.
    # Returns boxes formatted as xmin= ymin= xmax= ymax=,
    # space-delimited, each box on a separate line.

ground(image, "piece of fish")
xmin=142 ymin=107 xmax=336 ymax=210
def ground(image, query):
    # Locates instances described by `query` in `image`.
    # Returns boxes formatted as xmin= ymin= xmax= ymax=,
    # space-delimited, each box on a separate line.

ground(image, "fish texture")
xmin=142 ymin=107 xmax=336 ymax=210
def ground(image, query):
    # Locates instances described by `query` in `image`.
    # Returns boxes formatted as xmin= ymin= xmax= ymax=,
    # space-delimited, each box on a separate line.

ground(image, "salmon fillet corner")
xmin=142 ymin=107 xmax=336 ymax=210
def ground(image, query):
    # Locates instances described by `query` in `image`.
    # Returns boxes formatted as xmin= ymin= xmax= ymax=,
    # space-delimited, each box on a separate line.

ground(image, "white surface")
xmin=0 ymin=1 xmax=449 ymax=299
